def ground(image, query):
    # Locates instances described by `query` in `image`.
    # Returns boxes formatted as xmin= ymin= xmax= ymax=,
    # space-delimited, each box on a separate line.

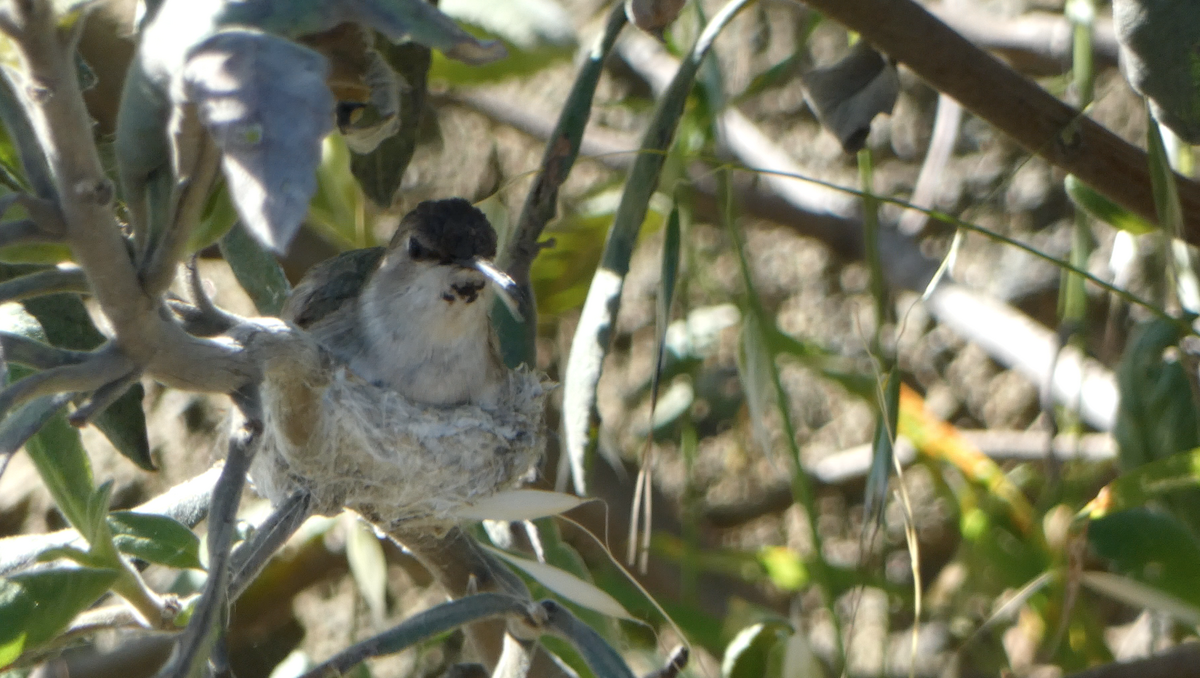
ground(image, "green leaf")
xmin=1088 ymin=508 xmax=1200 ymax=609
xmin=23 ymin=396 xmax=95 ymax=540
xmin=187 ymin=181 xmax=240 ymax=254
xmin=1113 ymin=319 xmax=1200 ymax=530
xmin=107 ymin=511 xmax=203 ymax=570
xmin=17 ymin=293 xmax=152 ymax=471
xmin=758 ymin=546 xmax=808 ymax=592
xmin=1065 ymin=175 xmax=1156 ymax=235
xmin=220 ymin=221 xmax=292 ymax=316
xmin=350 ymin=39 xmax=430 ymax=208
xmin=0 ymin=567 xmax=118 ymax=662
xmin=0 ymin=392 xmax=71 ymax=459
xmin=721 ymin=621 xmax=790 ymax=678
xmin=1088 ymin=448 xmax=1200 ymax=517
xmin=559 ymin=0 xmax=752 ymax=494
xmin=84 ymin=481 xmax=115 ymax=547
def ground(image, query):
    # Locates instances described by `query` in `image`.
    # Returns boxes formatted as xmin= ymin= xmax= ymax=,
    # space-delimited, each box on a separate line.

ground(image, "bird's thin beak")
xmin=462 ymin=257 xmax=525 ymax=321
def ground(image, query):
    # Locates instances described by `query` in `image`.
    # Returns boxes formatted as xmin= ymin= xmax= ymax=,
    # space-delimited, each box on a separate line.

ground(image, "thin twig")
xmin=228 ymin=489 xmax=313 ymax=601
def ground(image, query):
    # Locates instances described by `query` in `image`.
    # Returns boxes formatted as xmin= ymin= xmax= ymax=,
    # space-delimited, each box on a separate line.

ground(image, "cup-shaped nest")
xmin=249 ymin=329 xmax=549 ymax=530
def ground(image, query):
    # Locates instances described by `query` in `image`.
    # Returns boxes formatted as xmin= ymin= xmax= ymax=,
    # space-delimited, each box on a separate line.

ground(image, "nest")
xmin=248 ymin=329 xmax=550 ymax=530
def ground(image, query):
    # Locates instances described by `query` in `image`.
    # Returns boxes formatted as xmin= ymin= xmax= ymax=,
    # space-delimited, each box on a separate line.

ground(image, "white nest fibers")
xmin=248 ymin=331 xmax=550 ymax=530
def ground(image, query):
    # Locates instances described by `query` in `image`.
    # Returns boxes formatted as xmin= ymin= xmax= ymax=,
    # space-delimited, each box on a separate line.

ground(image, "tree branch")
xmin=800 ymin=0 xmax=1200 ymax=238
xmin=0 ymin=265 xmax=90 ymax=302
xmin=0 ymin=348 xmax=131 ymax=421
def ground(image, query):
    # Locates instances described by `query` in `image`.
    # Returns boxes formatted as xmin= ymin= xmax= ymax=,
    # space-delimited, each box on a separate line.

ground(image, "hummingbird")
xmin=282 ymin=198 xmax=521 ymax=408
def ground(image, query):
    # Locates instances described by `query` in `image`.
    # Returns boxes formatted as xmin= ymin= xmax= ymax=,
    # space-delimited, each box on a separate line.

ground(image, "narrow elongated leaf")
xmin=484 ymin=545 xmax=634 ymax=620
xmin=559 ymin=0 xmax=751 ymax=495
xmin=108 ymin=511 xmax=203 ymax=570
xmin=0 ymin=567 xmax=118 ymax=662
xmin=721 ymin=621 xmax=790 ymax=678
xmin=453 ymin=490 xmax=587 ymax=522
xmin=23 ymin=393 xmax=95 ymax=540
xmin=184 ymin=30 xmax=335 ymax=253
xmin=540 ymin=601 xmax=637 ymax=678
xmin=1085 ymin=448 xmax=1200 ymax=518
xmin=347 ymin=517 xmax=388 ymax=625
xmin=864 ymin=368 xmax=900 ymax=526
xmin=1081 ymin=570 xmax=1200 ymax=626
xmin=736 ymin=311 xmax=777 ymax=460
xmin=220 ymin=221 xmax=292 ymax=316
xmin=1065 ymin=175 xmax=1157 ymax=235
xmin=0 ymin=392 xmax=71 ymax=458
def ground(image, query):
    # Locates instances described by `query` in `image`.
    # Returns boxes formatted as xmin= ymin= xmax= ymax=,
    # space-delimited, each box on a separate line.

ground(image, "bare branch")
xmin=799 ymin=0 xmax=1200 ymax=237
xmin=0 ymin=349 xmax=131 ymax=422
xmin=0 ymin=331 xmax=90 ymax=368
xmin=155 ymin=409 xmax=260 ymax=678
xmin=228 ymin=489 xmax=313 ymax=601
xmin=0 ymin=265 xmax=90 ymax=302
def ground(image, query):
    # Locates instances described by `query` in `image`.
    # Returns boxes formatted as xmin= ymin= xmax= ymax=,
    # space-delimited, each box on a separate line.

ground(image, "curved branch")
xmin=0 ymin=349 xmax=131 ymax=422
xmin=800 ymin=0 xmax=1200 ymax=237
xmin=0 ymin=331 xmax=90 ymax=368
xmin=0 ymin=265 xmax=90 ymax=302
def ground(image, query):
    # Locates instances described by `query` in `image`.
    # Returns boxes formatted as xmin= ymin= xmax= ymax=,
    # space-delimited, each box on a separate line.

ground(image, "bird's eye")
xmin=408 ymin=237 xmax=433 ymax=261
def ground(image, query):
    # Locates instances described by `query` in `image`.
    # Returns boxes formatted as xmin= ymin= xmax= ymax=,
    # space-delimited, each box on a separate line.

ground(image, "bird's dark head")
xmin=389 ymin=197 xmax=497 ymax=262
xmin=370 ymin=198 xmax=521 ymax=318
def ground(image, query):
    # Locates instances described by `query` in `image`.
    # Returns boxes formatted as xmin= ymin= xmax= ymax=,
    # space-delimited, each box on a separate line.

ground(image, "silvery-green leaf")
xmin=800 ymin=42 xmax=899 ymax=153
xmin=560 ymin=0 xmax=752 ymax=495
xmin=346 ymin=516 xmax=388 ymax=625
xmin=454 ymin=490 xmax=587 ymax=522
xmin=217 ymin=0 xmax=506 ymax=65
xmin=0 ymin=567 xmax=118 ymax=665
xmin=1113 ymin=0 xmax=1200 ymax=143
xmin=483 ymin=545 xmax=634 ymax=620
xmin=184 ymin=30 xmax=335 ymax=252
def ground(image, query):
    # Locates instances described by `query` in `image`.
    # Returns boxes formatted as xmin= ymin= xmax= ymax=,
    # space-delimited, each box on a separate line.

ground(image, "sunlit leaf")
xmin=108 ymin=511 xmax=203 ymax=570
xmin=560 ymin=0 xmax=753 ymax=494
xmin=0 ymin=567 xmax=118 ymax=662
xmin=454 ymin=490 xmax=587 ymax=522
xmin=721 ymin=621 xmax=790 ymax=678
xmin=347 ymin=517 xmax=388 ymax=625
xmin=183 ymin=30 xmax=335 ymax=253
xmin=1065 ymin=175 xmax=1156 ymax=235
xmin=1081 ymin=570 xmax=1200 ymax=626
xmin=1113 ymin=0 xmax=1200 ymax=143
xmin=800 ymin=42 xmax=899 ymax=153
xmin=1085 ymin=448 xmax=1200 ymax=518
xmin=484 ymin=545 xmax=635 ymax=620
